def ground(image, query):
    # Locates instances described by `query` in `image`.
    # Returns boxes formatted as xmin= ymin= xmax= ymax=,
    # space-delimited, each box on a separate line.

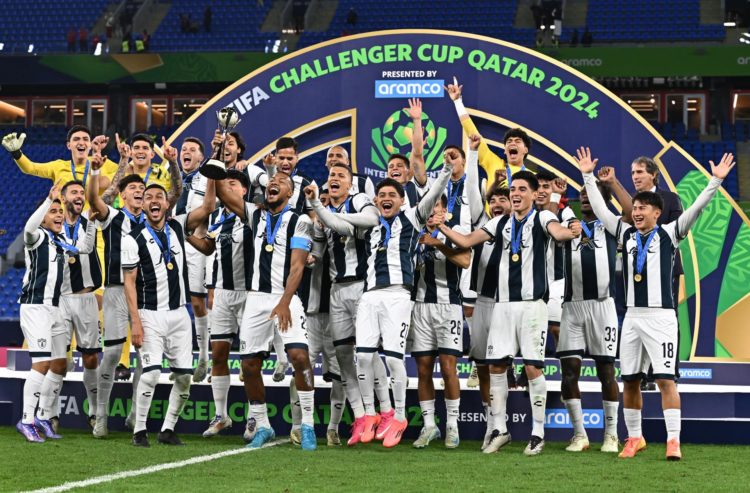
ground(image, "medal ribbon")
xmin=510 ymin=209 xmax=534 ymax=257
xmin=65 ymin=217 xmax=81 ymax=245
xmin=208 ymin=209 xmax=236 ymax=233
xmin=635 ymin=225 xmax=659 ymax=277
xmin=379 ymin=216 xmax=393 ymax=249
xmin=144 ymin=221 xmax=172 ymax=266
xmin=46 ymin=230 xmax=79 ymax=255
xmin=122 ymin=207 xmax=145 ymax=224
xmin=580 ymin=220 xmax=601 ymax=240
xmin=446 ymin=175 xmax=465 ymax=216
xmin=70 ymin=160 xmax=91 ymax=188
xmin=265 ymin=205 xmax=290 ymax=250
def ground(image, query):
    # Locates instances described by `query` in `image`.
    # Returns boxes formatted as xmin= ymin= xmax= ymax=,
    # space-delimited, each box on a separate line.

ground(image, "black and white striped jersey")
xmin=470 ymin=213 xmax=502 ymax=300
xmin=61 ymin=214 xmax=102 ymax=294
xmin=563 ymin=219 xmax=617 ymax=302
xmin=121 ymin=215 xmax=190 ymax=311
xmin=97 ymin=205 xmax=146 ymax=286
xmin=413 ymin=225 xmax=467 ymax=305
xmin=364 ymin=207 xmax=424 ymax=291
xmin=547 ymin=206 xmax=576 ymax=283
xmin=208 ymin=206 xmax=254 ymax=291
xmin=482 ymin=209 xmax=558 ymax=302
xmin=243 ymin=203 xmax=313 ymax=294
xmin=20 ymin=228 xmax=66 ymax=306
xmin=173 ymin=169 xmax=208 ymax=216
xmin=298 ymin=249 xmax=331 ymax=315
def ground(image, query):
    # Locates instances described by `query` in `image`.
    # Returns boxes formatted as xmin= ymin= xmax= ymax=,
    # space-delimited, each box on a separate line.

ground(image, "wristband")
xmin=453 ymin=98 xmax=467 ymax=116
xmin=91 ymin=169 xmax=101 ymax=176
xmin=550 ymin=193 xmax=561 ymax=203
xmin=11 ymin=150 xmax=22 ymax=160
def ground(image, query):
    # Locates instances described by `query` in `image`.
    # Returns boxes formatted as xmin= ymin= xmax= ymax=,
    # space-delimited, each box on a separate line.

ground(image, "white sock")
xmin=528 ymin=375 xmax=547 ymax=438
xmin=298 ymin=390 xmax=315 ymax=426
xmin=273 ymin=333 xmax=288 ymax=365
xmin=385 ymin=356 xmax=406 ymax=421
xmin=97 ymin=343 xmax=122 ymax=418
xmin=249 ymin=402 xmax=271 ymax=429
xmin=356 ymin=351 xmax=377 ymax=415
xmin=135 ymin=370 xmax=159 ymax=434
xmin=564 ymin=398 xmax=586 ymax=437
xmin=420 ymin=399 xmax=436 ymax=428
xmin=373 ymin=356 xmax=393 ymax=413
xmin=489 ymin=372 xmax=508 ymax=433
xmin=290 ymin=381 xmax=301 ymax=428
xmin=329 ymin=380 xmax=345 ymax=430
xmin=36 ymin=371 xmax=63 ymax=420
xmin=664 ymin=408 xmax=681 ymax=441
xmin=211 ymin=375 xmax=230 ymax=418
xmin=162 ymin=375 xmax=191 ymax=431
xmin=445 ymin=398 xmax=460 ymax=428
xmin=335 ymin=345 xmax=365 ymax=419
xmin=129 ymin=353 xmax=143 ymax=419
xmin=83 ymin=368 xmax=98 ymax=417
xmin=623 ymin=408 xmax=642 ymax=438
xmin=22 ymin=369 xmax=45 ymax=424
xmin=195 ymin=315 xmax=209 ymax=360
xmin=483 ymin=401 xmax=494 ymax=432
xmin=603 ymin=400 xmax=619 ymax=437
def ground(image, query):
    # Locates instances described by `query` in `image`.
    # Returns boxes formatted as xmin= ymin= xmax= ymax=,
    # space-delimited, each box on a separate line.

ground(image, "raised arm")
xmin=25 ymin=185 xmax=58 ymax=245
xmin=576 ymin=147 xmax=621 ymax=236
xmin=162 ymin=137 xmax=183 ymax=210
xmin=75 ymin=214 xmax=98 ymax=255
xmin=101 ymin=134 xmax=131 ymax=206
xmin=407 ymin=98 xmax=427 ymax=187
xmin=3 ymin=132 xmax=55 ymax=180
xmin=87 ymin=154 xmax=111 ymax=220
xmin=416 ymin=160 xmax=453 ymax=223
xmin=675 ymin=153 xmax=734 ymax=238
xmin=186 ymin=178 xmax=216 ymax=232
xmin=597 ymin=166 xmax=633 ymax=222
xmin=465 ymin=134 xmax=484 ymax=224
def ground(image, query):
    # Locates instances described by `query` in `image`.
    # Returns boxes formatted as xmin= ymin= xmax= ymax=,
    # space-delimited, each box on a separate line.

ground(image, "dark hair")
xmin=598 ymin=182 xmax=613 ymax=202
xmin=66 ymin=125 xmax=92 ymax=142
xmin=145 ymin=183 xmax=167 ymax=195
xmin=275 ymin=136 xmax=298 ymax=153
xmin=438 ymin=194 xmax=448 ymax=208
xmin=226 ymin=169 xmax=250 ymax=191
xmin=632 ymin=191 xmax=663 ymax=211
xmin=118 ymin=174 xmax=146 ymax=193
xmin=503 ymin=127 xmax=532 ymax=151
xmin=387 ymin=153 xmax=410 ymax=169
xmin=329 ymin=163 xmax=353 ymax=180
xmin=509 ymin=170 xmax=539 ymax=191
xmin=443 ymin=145 xmax=465 ymax=160
xmin=51 ymin=198 xmax=62 ymax=205
xmin=275 ymin=171 xmax=294 ymax=192
xmin=183 ymin=136 xmax=205 ymax=155
xmin=535 ymin=168 xmax=557 ymax=182
xmin=487 ymin=185 xmax=509 ymax=202
xmin=227 ymin=131 xmax=246 ymax=158
xmin=130 ymin=133 xmax=154 ymax=149
xmin=632 ymin=156 xmax=659 ymax=186
xmin=375 ymin=178 xmax=405 ymax=198
xmin=61 ymin=179 xmax=84 ymax=195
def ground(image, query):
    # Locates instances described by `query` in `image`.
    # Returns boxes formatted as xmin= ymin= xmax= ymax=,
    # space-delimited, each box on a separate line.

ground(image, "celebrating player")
xmin=322 ymin=144 xmax=375 ymax=198
xmin=576 ymin=147 xmax=734 ymax=461
xmin=384 ymin=99 xmax=430 ymax=208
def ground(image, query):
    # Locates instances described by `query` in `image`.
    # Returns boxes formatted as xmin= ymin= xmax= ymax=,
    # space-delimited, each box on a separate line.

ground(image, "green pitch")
xmin=2 ymin=427 xmax=748 ymax=492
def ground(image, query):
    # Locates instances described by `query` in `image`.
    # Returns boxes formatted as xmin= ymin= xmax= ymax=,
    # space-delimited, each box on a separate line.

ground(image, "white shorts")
xmin=205 ymin=251 xmax=216 ymax=289
xmin=138 ymin=307 xmax=194 ymax=374
xmin=60 ymin=292 xmax=101 ymax=354
xmin=355 ymin=286 xmax=413 ymax=358
xmin=329 ymin=281 xmax=363 ymax=346
xmin=558 ymin=298 xmax=618 ymax=362
xmin=410 ymin=302 xmax=463 ymax=357
xmin=620 ymin=307 xmax=678 ymax=381
xmin=20 ymin=304 xmax=66 ymax=363
xmin=469 ymin=296 xmax=494 ymax=363
xmin=307 ymin=313 xmax=341 ymax=379
xmin=185 ymin=242 xmax=207 ymax=297
xmin=102 ymin=285 xmax=129 ymax=346
xmin=210 ymin=289 xmax=247 ymax=342
xmin=547 ymin=279 xmax=565 ymax=324
xmin=238 ymin=292 xmax=308 ymax=358
xmin=487 ymin=300 xmax=548 ymax=367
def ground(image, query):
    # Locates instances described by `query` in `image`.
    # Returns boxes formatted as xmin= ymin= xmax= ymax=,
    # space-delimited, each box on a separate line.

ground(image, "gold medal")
xmin=634 ymin=274 xmax=642 ymax=282
xmin=265 ymin=244 xmax=274 ymax=252
xmin=446 ymin=212 xmax=453 ymax=221
xmin=378 ymin=246 xmax=386 ymax=252
xmin=207 ymin=230 xmax=219 ymax=239
xmin=166 ymin=262 xmax=174 ymax=270
xmin=511 ymin=253 xmax=520 ymax=262
xmin=68 ymin=257 xmax=76 ymax=265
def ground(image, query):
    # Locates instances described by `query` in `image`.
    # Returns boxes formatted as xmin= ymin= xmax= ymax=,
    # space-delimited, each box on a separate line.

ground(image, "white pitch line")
xmin=23 ymin=440 xmax=284 ymax=493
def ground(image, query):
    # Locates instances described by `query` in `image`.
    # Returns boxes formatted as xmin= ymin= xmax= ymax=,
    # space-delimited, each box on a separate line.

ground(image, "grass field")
xmin=2 ymin=428 xmax=748 ymax=492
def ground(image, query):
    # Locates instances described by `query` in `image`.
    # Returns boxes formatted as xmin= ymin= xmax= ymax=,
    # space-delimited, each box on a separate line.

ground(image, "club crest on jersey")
xmin=487 ymin=345 xmax=494 ymax=355
xmin=142 ymin=353 xmax=151 ymax=365
xmin=574 ymin=238 xmax=600 ymax=251
xmin=217 ymin=233 xmax=237 ymax=245
xmin=37 ymin=338 xmax=47 ymax=349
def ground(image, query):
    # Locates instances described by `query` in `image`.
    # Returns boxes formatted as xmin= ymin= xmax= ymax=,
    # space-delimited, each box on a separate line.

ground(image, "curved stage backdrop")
xmin=170 ymin=29 xmax=750 ymax=363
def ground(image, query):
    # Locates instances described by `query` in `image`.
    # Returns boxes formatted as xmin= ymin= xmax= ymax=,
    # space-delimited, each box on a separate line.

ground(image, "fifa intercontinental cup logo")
xmin=371 ymin=109 xmax=447 ymax=172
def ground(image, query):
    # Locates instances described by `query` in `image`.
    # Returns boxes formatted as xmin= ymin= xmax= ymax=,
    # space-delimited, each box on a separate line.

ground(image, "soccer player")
xmin=17 ymin=183 xmax=95 ymax=442
xmin=58 ymin=179 xmax=103 ymax=429
xmin=383 ymin=99 xmax=430 ymax=209
xmin=576 ymin=147 xmax=735 ymax=461
xmin=410 ymin=194 xmax=470 ymax=449
xmin=321 ymin=144 xmax=375 ymax=198
xmin=127 ymin=134 xmax=173 ymax=191
xmin=209 ymin=130 xmax=268 ymax=204
xmin=557 ymin=181 xmax=627 ymax=453
xmin=215 ymin=172 xmax=318 ymax=451
xmin=308 ymin=164 xmax=380 ymax=445
xmin=121 ymin=177 xmax=214 ymax=447
xmin=439 ymin=170 xmax=582 ymax=456
xmin=269 ymin=136 xmax=316 ymax=214
xmin=173 ymin=137 xmax=211 ymax=383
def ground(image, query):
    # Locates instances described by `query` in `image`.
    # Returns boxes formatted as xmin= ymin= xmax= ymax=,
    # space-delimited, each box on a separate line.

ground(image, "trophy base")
xmin=199 ymin=158 xmax=228 ymax=179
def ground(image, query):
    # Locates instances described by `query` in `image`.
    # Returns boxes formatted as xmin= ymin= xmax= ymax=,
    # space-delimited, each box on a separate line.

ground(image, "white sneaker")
xmin=193 ymin=359 xmax=209 ymax=383
xmin=481 ymin=427 xmax=493 ymax=451
xmin=601 ymin=433 xmax=620 ymax=453
xmin=467 ymin=363 xmax=479 ymax=388
xmin=524 ymin=435 xmax=545 ymax=456
xmin=326 ymin=429 xmax=341 ymax=446
xmin=273 ymin=361 xmax=289 ymax=382
xmin=482 ymin=429 xmax=511 ymax=454
xmin=565 ymin=433 xmax=590 ymax=452
xmin=243 ymin=417 xmax=257 ymax=443
xmin=203 ymin=415 xmax=232 ymax=437
xmin=290 ymin=427 xmax=302 ymax=445
xmin=92 ymin=416 xmax=108 ymax=438
xmin=445 ymin=424 xmax=460 ymax=449
xmin=125 ymin=412 xmax=136 ymax=431
xmin=412 ymin=426 xmax=441 ymax=449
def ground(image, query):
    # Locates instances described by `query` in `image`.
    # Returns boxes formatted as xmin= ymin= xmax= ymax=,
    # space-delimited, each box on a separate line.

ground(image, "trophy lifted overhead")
xmin=200 ymin=106 xmax=241 ymax=180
